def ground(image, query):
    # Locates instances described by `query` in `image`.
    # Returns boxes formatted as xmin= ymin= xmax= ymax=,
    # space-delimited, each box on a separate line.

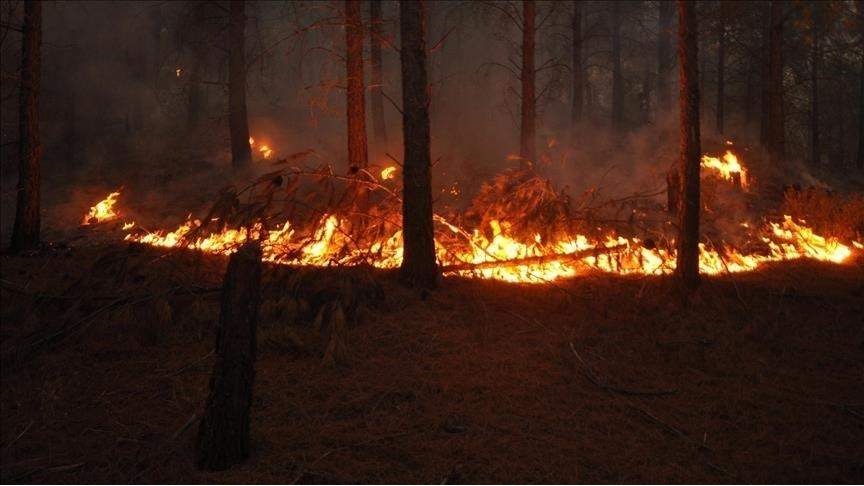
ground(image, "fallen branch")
xmin=441 ymin=243 xmax=630 ymax=273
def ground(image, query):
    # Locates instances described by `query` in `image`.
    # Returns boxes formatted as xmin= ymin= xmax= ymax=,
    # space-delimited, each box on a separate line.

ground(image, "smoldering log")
xmin=196 ymin=242 xmax=262 ymax=471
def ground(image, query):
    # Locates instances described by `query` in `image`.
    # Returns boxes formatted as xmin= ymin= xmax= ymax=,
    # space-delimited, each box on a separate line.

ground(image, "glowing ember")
xmin=701 ymin=150 xmax=748 ymax=188
xmin=175 ymin=68 xmax=182 ymax=77
xmin=122 ymin=222 xmax=136 ymax=230
xmin=380 ymin=166 xmax=397 ymax=180
xmin=82 ymin=191 xmax=122 ymax=225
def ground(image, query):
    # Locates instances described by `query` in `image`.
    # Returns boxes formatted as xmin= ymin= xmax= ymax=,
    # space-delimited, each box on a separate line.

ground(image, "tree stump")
xmin=196 ymin=242 xmax=262 ymax=471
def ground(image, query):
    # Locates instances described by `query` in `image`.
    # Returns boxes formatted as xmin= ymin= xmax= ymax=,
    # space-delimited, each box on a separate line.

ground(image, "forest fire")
xmin=701 ymin=150 xmax=749 ymax=188
xmin=121 ymin=208 xmax=856 ymax=284
xmin=81 ymin=191 xmax=122 ymax=225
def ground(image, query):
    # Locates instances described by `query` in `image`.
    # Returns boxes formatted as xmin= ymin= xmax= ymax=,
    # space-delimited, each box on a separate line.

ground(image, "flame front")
xmin=82 ymin=191 xmax=122 ymax=225
xmin=123 ymin=213 xmax=855 ymax=283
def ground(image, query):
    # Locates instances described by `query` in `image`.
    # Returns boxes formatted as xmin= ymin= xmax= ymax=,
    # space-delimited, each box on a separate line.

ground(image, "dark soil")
xmin=1 ymin=244 xmax=863 ymax=483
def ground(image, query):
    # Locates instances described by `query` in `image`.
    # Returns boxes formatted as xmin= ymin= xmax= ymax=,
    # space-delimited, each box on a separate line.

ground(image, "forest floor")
xmin=1 ymin=241 xmax=863 ymax=483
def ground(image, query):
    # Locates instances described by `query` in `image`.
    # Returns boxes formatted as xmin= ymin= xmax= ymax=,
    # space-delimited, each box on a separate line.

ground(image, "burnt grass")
xmin=1 ymin=243 xmax=863 ymax=483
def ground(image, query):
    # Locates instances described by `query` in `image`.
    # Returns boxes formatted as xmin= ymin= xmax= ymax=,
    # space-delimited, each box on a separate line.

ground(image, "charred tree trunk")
xmin=759 ymin=2 xmax=770 ymax=147
xmin=228 ymin=0 xmax=252 ymax=169
xmin=520 ymin=0 xmax=536 ymax=166
xmin=369 ymin=0 xmax=387 ymax=148
xmin=675 ymin=0 xmax=701 ymax=290
xmin=571 ymin=0 xmax=583 ymax=134
xmin=611 ymin=1 xmax=623 ymax=131
xmin=715 ymin=1 xmax=725 ymax=135
xmin=196 ymin=242 xmax=262 ymax=471
xmin=657 ymin=1 xmax=675 ymax=112
xmin=768 ymin=0 xmax=784 ymax=164
xmin=810 ymin=19 xmax=820 ymax=166
xmin=857 ymin=1 xmax=864 ymax=170
xmin=399 ymin=0 xmax=438 ymax=289
xmin=346 ymin=0 xmax=369 ymax=172
xmin=11 ymin=0 xmax=42 ymax=253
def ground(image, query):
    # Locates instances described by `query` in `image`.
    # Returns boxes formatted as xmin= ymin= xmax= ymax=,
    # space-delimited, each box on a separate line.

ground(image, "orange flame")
xmin=249 ymin=137 xmax=274 ymax=159
xmin=380 ymin=166 xmax=397 ymax=180
xmin=123 ymin=212 xmax=855 ymax=284
xmin=82 ymin=191 xmax=121 ymax=225
xmin=701 ymin=150 xmax=748 ymax=188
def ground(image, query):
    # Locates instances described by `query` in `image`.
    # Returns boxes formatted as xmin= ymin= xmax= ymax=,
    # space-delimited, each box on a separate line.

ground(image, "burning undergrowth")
xmin=78 ymin=144 xmax=863 ymax=284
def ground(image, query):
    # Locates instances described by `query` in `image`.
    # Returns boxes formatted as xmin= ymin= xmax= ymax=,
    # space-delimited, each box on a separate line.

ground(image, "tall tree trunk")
xmin=346 ymin=0 xmax=369 ymax=172
xmin=759 ymin=2 xmax=770 ymax=146
xmin=810 ymin=19 xmax=820 ymax=166
xmin=228 ymin=0 xmax=251 ymax=169
xmin=675 ymin=0 xmax=701 ymax=290
xmin=571 ymin=0 xmax=583 ymax=134
xmin=768 ymin=0 xmax=784 ymax=163
xmin=857 ymin=0 xmax=864 ymax=170
xmin=369 ymin=0 xmax=387 ymax=148
xmin=399 ymin=0 xmax=438 ymax=289
xmin=715 ymin=1 xmax=725 ymax=135
xmin=611 ymin=0 xmax=623 ymax=130
xmin=187 ymin=3 xmax=206 ymax=132
xmin=196 ymin=242 xmax=262 ymax=471
xmin=657 ymin=1 xmax=675 ymax=112
xmin=744 ymin=64 xmax=753 ymax=124
xmin=11 ymin=0 xmax=42 ymax=253
xmin=520 ymin=0 xmax=536 ymax=165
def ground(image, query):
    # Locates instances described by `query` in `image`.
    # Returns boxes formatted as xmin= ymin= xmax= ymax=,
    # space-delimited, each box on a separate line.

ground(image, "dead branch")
xmin=441 ymin=243 xmax=629 ymax=273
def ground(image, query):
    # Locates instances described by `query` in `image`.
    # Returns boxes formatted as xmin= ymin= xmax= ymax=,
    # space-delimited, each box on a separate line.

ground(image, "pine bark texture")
xmin=196 ymin=242 xmax=262 ymax=471
xmin=810 ymin=19 xmax=819 ymax=166
xmin=520 ymin=0 xmax=536 ymax=165
xmin=370 ymin=0 xmax=387 ymax=147
xmin=716 ymin=1 xmax=726 ymax=135
xmin=228 ymin=0 xmax=252 ymax=169
xmin=611 ymin=1 xmax=623 ymax=130
xmin=675 ymin=0 xmax=701 ymax=290
xmin=760 ymin=2 xmax=770 ymax=146
xmin=399 ymin=0 xmax=439 ymax=289
xmin=657 ymin=1 xmax=675 ymax=112
xmin=346 ymin=0 xmax=369 ymax=172
xmin=11 ymin=0 xmax=42 ymax=253
xmin=768 ymin=0 xmax=784 ymax=163
xmin=857 ymin=0 xmax=864 ymax=170
xmin=571 ymin=0 xmax=583 ymax=131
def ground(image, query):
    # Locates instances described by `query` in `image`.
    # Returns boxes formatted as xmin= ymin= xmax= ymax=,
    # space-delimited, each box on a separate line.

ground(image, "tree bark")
xmin=857 ymin=0 xmax=864 ymax=170
xmin=611 ymin=0 xmax=623 ymax=130
xmin=675 ymin=0 xmax=701 ymax=290
xmin=197 ymin=242 xmax=262 ymax=471
xmin=571 ymin=0 xmax=583 ymax=134
xmin=346 ymin=0 xmax=369 ymax=172
xmin=369 ymin=0 xmax=387 ymax=148
xmin=768 ymin=0 xmax=784 ymax=164
xmin=399 ymin=0 xmax=438 ymax=289
xmin=228 ymin=0 xmax=252 ymax=169
xmin=759 ymin=2 xmax=770 ymax=147
xmin=11 ymin=0 xmax=42 ymax=253
xmin=520 ymin=0 xmax=536 ymax=165
xmin=810 ymin=16 xmax=819 ymax=166
xmin=657 ymin=1 xmax=675 ymax=112
xmin=715 ymin=1 xmax=725 ymax=135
